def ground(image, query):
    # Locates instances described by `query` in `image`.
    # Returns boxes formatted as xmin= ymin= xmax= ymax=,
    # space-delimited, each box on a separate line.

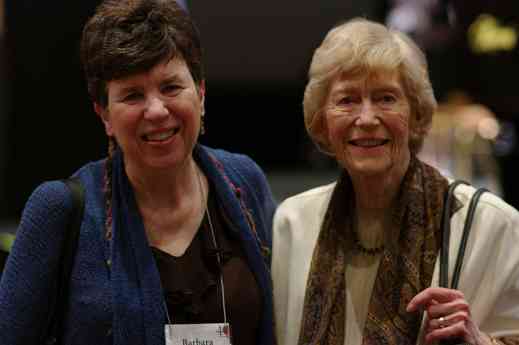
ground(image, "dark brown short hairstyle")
xmin=80 ymin=0 xmax=204 ymax=107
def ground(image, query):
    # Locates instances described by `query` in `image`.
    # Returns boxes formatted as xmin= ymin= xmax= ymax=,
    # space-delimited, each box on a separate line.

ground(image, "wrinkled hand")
xmin=407 ymin=287 xmax=491 ymax=345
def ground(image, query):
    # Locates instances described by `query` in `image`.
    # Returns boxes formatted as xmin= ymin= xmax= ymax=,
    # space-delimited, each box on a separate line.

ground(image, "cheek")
xmin=174 ymin=97 xmax=201 ymax=121
xmin=327 ymin=117 xmax=353 ymax=146
xmin=389 ymin=117 xmax=412 ymax=158
xmin=395 ymin=117 xmax=410 ymax=140
xmin=384 ymin=111 xmax=410 ymax=141
xmin=106 ymin=107 xmax=142 ymax=141
xmin=112 ymin=113 xmax=137 ymax=132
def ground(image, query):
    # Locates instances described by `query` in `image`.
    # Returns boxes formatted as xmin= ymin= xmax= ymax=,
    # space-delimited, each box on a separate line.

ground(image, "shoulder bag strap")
xmin=440 ymin=180 xmax=487 ymax=289
xmin=450 ymin=187 xmax=487 ymax=289
xmin=440 ymin=180 xmax=468 ymax=288
xmin=45 ymin=177 xmax=85 ymax=345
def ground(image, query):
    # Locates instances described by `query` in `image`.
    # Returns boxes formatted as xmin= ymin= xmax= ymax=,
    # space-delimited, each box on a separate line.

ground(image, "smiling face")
xmin=323 ymin=70 xmax=411 ymax=181
xmin=95 ymin=58 xmax=205 ymax=174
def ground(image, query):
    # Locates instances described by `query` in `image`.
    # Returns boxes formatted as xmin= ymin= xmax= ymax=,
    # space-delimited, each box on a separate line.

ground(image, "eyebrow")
xmin=161 ymin=75 xmax=182 ymax=84
xmin=116 ymin=85 xmax=140 ymax=94
xmin=329 ymin=84 xmax=360 ymax=97
xmin=112 ymin=74 xmax=184 ymax=95
xmin=372 ymin=85 xmax=405 ymax=96
xmin=108 ymin=85 xmax=140 ymax=100
xmin=332 ymin=82 xmax=403 ymax=94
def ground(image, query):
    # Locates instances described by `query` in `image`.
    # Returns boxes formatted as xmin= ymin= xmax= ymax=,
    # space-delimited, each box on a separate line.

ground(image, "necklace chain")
xmin=195 ymin=163 xmax=228 ymax=324
xmin=352 ymin=226 xmax=384 ymax=256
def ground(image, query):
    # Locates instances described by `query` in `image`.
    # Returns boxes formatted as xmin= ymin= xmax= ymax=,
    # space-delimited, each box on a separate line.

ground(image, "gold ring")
xmin=438 ymin=316 xmax=446 ymax=328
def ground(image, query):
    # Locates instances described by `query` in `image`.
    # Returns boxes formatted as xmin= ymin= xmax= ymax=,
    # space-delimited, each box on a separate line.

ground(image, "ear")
xmin=313 ymin=110 xmax=329 ymax=147
xmin=198 ymin=80 xmax=206 ymax=108
xmin=410 ymin=108 xmax=431 ymax=142
xmin=94 ymin=102 xmax=114 ymax=137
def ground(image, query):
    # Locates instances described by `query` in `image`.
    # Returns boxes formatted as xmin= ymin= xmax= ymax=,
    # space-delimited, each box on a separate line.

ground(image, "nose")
xmin=144 ymin=95 xmax=169 ymax=120
xmin=356 ymin=101 xmax=380 ymax=127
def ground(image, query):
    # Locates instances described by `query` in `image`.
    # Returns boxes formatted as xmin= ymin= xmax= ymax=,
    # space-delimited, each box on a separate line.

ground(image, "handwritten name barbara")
xmin=182 ymin=339 xmax=214 ymax=345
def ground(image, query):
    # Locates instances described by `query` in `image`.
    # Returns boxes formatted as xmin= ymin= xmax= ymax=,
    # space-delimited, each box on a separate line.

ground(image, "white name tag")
xmin=165 ymin=323 xmax=232 ymax=345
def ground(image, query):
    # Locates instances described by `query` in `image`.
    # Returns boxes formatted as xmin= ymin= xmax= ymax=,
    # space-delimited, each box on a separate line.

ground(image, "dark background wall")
xmin=1 ymin=0 xmax=519 ymax=221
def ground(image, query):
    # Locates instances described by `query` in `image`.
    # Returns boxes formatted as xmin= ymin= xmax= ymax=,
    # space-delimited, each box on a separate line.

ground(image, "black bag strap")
xmin=45 ymin=178 xmax=85 ymax=345
xmin=440 ymin=180 xmax=487 ymax=289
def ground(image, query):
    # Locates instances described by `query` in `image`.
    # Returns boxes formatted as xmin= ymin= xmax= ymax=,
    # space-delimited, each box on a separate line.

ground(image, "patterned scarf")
xmin=298 ymin=157 xmax=452 ymax=345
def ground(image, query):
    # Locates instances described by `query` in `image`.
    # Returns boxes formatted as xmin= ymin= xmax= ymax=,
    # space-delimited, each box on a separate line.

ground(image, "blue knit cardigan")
xmin=0 ymin=145 xmax=277 ymax=345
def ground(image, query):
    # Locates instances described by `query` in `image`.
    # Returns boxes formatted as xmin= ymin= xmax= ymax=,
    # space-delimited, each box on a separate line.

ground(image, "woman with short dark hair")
xmin=0 ymin=1 xmax=276 ymax=344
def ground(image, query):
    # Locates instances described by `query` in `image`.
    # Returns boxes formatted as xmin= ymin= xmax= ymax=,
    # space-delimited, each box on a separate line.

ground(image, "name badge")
xmin=165 ymin=323 xmax=232 ymax=345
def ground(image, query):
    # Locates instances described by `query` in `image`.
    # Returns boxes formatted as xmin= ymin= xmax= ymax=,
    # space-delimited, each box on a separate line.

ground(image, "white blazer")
xmin=272 ymin=181 xmax=519 ymax=345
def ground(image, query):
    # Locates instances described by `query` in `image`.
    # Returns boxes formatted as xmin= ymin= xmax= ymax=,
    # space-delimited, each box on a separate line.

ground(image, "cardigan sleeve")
xmin=0 ymin=180 xmax=74 ymax=345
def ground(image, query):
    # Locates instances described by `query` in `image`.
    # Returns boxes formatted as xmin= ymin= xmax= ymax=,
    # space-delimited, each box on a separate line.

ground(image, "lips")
xmin=349 ymin=138 xmax=389 ymax=147
xmin=142 ymin=127 xmax=180 ymax=142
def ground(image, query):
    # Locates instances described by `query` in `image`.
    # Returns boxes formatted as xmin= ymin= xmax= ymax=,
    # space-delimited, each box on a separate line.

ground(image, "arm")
xmin=408 ymin=189 xmax=519 ymax=345
xmin=272 ymin=204 xmax=291 ymax=345
xmin=0 ymin=181 xmax=74 ymax=345
xmin=407 ymin=287 xmax=493 ymax=345
xmin=271 ymin=186 xmax=333 ymax=345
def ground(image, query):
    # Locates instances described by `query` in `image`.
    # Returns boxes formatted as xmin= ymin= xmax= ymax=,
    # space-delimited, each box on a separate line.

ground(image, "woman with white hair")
xmin=272 ymin=18 xmax=519 ymax=345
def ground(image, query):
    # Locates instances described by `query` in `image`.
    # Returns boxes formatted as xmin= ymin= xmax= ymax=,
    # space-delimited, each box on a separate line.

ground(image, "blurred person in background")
xmin=272 ymin=18 xmax=519 ymax=345
xmin=419 ymin=90 xmax=503 ymax=196
xmin=0 ymin=1 xmax=276 ymax=344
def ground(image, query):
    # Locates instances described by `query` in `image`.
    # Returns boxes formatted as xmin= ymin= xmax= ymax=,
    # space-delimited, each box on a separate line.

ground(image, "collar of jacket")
xmin=193 ymin=144 xmax=275 ymax=345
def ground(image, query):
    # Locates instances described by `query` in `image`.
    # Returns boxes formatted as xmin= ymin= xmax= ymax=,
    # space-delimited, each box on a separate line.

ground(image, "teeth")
xmin=146 ymin=129 xmax=175 ymax=141
xmin=351 ymin=139 xmax=387 ymax=147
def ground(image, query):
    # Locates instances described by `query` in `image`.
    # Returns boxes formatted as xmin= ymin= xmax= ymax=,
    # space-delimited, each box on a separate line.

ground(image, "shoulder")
xmin=21 ymin=159 xmax=105 ymax=235
xmin=274 ymin=182 xmax=336 ymax=226
xmin=277 ymin=182 xmax=336 ymax=213
xmin=71 ymin=158 xmax=105 ymax=186
xmin=202 ymin=146 xmax=264 ymax=179
xmin=453 ymin=183 xmax=519 ymax=240
xmin=23 ymin=180 xmax=75 ymax=221
xmin=449 ymin=182 xmax=519 ymax=303
xmin=69 ymin=158 xmax=106 ymax=208
xmin=12 ymin=180 xmax=76 ymax=258
xmin=199 ymin=145 xmax=271 ymax=198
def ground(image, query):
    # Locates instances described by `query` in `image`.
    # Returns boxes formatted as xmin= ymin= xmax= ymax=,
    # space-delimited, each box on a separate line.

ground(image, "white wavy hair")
xmin=303 ymin=18 xmax=437 ymax=155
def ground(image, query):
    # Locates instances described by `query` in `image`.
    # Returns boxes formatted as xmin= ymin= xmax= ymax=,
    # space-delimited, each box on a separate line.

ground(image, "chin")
xmin=341 ymin=158 xmax=387 ymax=176
xmin=353 ymin=166 xmax=389 ymax=177
xmin=143 ymin=154 xmax=190 ymax=170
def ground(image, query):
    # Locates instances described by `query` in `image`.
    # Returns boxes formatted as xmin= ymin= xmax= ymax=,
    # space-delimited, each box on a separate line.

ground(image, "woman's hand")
xmin=407 ymin=287 xmax=493 ymax=345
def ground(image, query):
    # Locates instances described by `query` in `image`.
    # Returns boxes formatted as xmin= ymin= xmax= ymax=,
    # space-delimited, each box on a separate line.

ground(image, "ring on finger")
xmin=438 ymin=316 xmax=446 ymax=328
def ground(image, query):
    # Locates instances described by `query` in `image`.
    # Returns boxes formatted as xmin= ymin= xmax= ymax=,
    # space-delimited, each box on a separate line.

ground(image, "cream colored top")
xmin=344 ymin=253 xmax=381 ymax=345
xmin=272 ymin=182 xmax=519 ymax=345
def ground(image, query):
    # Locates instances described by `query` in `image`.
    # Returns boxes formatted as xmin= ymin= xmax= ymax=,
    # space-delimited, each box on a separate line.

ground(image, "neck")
xmin=348 ymin=159 xmax=409 ymax=238
xmin=125 ymin=156 xmax=202 ymax=209
xmin=351 ymin=175 xmax=400 ymax=218
xmin=124 ymin=155 xmax=210 ymax=254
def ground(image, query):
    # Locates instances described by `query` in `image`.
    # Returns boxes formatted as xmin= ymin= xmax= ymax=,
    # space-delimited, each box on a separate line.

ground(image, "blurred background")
xmin=1 ymin=0 xmax=519 ymax=265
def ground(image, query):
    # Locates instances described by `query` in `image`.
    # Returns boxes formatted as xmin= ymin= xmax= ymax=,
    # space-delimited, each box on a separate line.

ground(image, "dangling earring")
xmin=200 ymin=109 xmax=206 ymax=135
xmin=108 ymin=136 xmax=117 ymax=158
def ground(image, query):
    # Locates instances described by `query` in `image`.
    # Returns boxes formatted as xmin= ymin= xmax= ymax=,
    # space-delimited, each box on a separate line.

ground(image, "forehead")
xmin=329 ymin=69 xmax=404 ymax=93
xmin=107 ymin=58 xmax=192 ymax=89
